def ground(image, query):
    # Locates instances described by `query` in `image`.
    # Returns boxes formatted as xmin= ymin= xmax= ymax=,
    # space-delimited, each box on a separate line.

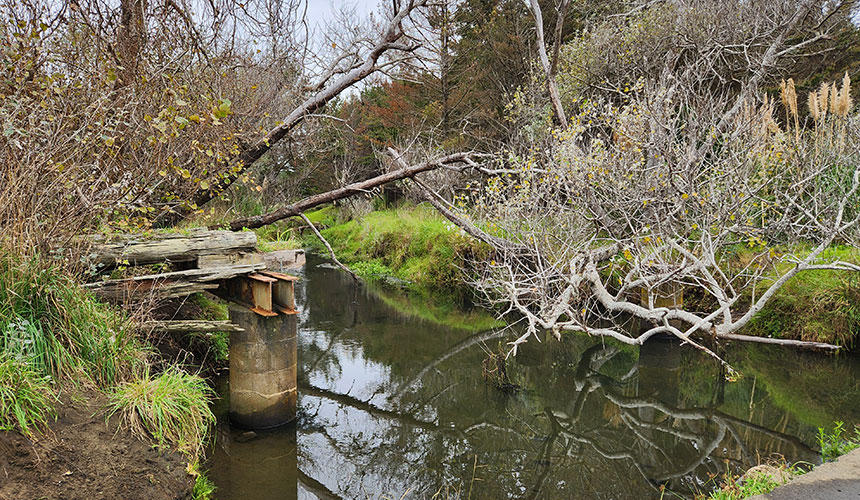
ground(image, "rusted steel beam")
xmin=216 ymin=271 xmax=298 ymax=317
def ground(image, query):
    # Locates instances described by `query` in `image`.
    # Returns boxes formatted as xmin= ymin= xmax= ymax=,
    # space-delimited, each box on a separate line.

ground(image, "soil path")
xmin=0 ymin=390 xmax=192 ymax=500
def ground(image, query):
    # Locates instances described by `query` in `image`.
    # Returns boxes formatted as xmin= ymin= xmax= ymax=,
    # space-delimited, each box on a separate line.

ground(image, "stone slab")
xmin=749 ymin=448 xmax=860 ymax=500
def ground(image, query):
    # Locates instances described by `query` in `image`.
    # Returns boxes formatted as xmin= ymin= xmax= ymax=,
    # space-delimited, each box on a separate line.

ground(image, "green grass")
xmin=704 ymin=461 xmax=803 ymax=500
xmin=189 ymin=294 xmax=230 ymax=362
xmin=306 ymin=204 xmax=489 ymax=292
xmin=818 ymin=421 xmax=860 ymax=462
xmin=0 ymin=353 xmax=56 ymax=437
xmin=0 ymin=252 xmax=142 ymax=386
xmin=107 ymin=367 xmax=215 ymax=460
xmin=746 ymin=245 xmax=860 ymax=348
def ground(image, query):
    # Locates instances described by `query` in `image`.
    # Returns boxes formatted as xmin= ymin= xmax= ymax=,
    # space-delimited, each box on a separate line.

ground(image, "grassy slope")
xmin=745 ymin=245 xmax=860 ymax=348
xmin=0 ymin=252 xmax=214 ymax=472
xmin=305 ymin=204 xmax=490 ymax=293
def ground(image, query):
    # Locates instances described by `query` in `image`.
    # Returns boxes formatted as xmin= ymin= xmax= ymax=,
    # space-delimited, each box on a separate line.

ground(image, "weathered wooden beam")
xmin=83 ymin=263 xmax=266 ymax=302
xmin=84 ymin=229 xmax=258 ymax=269
xmin=142 ymin=320 xmax=245 ymax=334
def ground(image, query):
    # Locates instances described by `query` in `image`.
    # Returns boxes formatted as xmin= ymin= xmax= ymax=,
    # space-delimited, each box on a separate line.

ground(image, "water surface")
xmin=210 ymin=254 xmax=860 ymax=499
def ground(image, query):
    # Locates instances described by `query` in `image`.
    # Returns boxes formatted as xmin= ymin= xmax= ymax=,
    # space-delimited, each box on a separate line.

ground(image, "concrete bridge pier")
xmin=227 ymin=305 xmax=297 ymax=429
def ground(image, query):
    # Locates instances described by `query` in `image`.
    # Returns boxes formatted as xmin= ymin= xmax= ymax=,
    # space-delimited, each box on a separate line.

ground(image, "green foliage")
xmin=302 ymin=206 xmax=339 ymax=227
xmin=818 ymin=421 xmax=860 ymax=462
xmin=107 ymin=367 xmax=216 ymax=460
xmin=308 ymin=204 xmax=488 ymax=292
xmin=0 ymin=252 xmax=142 ymax=386
xmin=0 ymin=353 xmax=56 ymax=437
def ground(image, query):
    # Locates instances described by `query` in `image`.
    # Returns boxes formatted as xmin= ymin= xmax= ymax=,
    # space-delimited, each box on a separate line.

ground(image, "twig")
xmin=298 ymin=213 xmax=358 ymax=281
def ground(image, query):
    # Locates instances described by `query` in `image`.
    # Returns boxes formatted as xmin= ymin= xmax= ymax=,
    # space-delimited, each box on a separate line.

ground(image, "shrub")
xmin=107 ymin=367 xmax=216 ymax=460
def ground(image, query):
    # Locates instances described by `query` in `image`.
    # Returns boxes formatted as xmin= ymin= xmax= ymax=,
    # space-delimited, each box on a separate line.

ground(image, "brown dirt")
xmin=0 ymin=389 xmax=193 ymax=500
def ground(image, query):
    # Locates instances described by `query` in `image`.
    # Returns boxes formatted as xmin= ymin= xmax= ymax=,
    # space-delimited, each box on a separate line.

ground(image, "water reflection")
xmin=212 ymin=254 xmax=860 ymax=499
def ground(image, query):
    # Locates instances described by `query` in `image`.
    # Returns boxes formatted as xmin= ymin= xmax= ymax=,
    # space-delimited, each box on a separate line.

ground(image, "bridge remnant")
xmin=83 ymin=229 xmax=301 ymax=428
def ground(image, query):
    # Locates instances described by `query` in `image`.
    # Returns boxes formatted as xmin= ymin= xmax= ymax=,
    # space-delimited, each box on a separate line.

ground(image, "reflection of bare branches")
xmin=390 ymin=329 xmax=508 ymax=401
xmin=299 ymin=467 xmax=344 ymax=500
xmin=301 ymin=381 xmax=458 ymax=434
xmin=301 ymin=339 xmax=819 ymax=498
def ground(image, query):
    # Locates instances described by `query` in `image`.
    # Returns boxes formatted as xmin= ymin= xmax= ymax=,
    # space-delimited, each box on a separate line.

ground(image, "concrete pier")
xmin=228 ymin=305 xmax=297 ymax=429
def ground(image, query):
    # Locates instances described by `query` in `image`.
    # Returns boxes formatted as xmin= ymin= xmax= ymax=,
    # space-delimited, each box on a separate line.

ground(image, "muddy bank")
xmin=0 ymin=390 xmax=192 ymax=500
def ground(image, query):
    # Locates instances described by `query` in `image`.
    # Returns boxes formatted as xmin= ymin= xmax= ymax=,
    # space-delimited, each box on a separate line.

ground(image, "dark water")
xmin=209 ymin=253 xmax=860 ymax=499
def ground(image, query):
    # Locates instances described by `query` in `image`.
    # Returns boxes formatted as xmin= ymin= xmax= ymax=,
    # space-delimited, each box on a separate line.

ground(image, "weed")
xmin=188 ymin=460 xmax=217 ymax=500
xmin=107 ymin=366 xmax=216 ymax=460
xmin=0 ymin=353 xmax=56 ymax=437
xmin=818 ymin=421 xmax=860 ymax=462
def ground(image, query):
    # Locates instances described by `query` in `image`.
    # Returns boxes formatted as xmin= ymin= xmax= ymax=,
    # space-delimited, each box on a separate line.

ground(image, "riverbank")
xmin=289 ymin=204 xmax=859 ymax=349
xmin=0 ymin=251 xmax=213 ymax=498
xmin=0 ymin=389 xmax=192 ymax=500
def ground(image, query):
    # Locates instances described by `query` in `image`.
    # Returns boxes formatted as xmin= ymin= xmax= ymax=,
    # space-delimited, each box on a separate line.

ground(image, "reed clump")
xmin=0 ymin=251 xmax=143 ymax=386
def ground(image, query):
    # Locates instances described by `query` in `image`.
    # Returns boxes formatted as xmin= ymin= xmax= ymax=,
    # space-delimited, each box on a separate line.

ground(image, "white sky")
xmin=305 ymin=0 xmax=379 ymax=30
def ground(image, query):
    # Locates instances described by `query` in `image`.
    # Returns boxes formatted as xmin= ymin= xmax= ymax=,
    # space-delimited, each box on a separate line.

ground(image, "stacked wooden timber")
xmin=83 ymin=229 xmax=298 ymax=322
xmin=85 ymin=229 xmax=258 ymax=269
xmin=83 ymin=263 xmax=267 ymax=302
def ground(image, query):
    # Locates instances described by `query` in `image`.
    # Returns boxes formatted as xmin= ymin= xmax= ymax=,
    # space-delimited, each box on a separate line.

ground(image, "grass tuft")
xmin=107 ymin=367 xmax=215 ymax=460
xmin=703 ymin=459 xmax=803 ymax=500
xmin=188 ymin=460 xmax=217 ymax=500
xmin=0 ymin=353 xmax=56 ymax=437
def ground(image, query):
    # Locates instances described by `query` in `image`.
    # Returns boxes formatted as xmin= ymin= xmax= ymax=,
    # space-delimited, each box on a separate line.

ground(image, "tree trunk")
xmin=226 ymin=152 xmax=473 ymax=230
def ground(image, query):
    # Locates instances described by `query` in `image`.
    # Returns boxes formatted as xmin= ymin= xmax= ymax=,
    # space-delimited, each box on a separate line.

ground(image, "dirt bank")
xmin=0 ymin=389 xmax=193 ymax=500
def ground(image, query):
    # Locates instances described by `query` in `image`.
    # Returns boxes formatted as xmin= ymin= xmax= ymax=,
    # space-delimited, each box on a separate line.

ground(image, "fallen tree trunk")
xmin=83 ymin=263 xmax=266 ymax=302
xmin=225 ymin=152 xmax=475 ymax=231
xmin=142 ymin=320 xmax=245 ymax=334
xmin=716 ymin=332 xmax=840 ymax=351
xmin=85 ymin=229 xmax=257 ymax=269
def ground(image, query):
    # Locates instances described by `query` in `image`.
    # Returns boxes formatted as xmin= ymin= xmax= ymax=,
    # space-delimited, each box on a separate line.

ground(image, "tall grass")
xmin=107 ymin=367 xmax=215 ymax=460
xmin=0 ymin=353 xmax=56 ymax=437
xmin=0 ymin=252 xmax=142 ymax=385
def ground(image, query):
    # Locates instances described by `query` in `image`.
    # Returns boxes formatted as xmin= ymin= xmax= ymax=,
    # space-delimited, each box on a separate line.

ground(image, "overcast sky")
xmin=305 ymin=0 xmax=379 ymax=30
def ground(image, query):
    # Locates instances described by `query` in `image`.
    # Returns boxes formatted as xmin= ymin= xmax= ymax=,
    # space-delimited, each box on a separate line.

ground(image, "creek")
xmin=208 ymin=253 xmax=860 ymax=499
